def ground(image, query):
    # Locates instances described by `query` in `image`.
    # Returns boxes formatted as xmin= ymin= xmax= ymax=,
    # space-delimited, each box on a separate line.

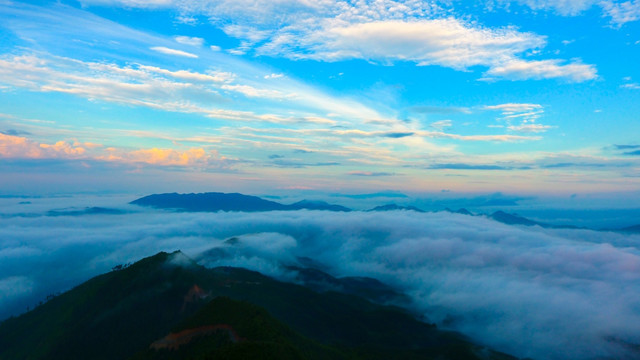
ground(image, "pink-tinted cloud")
xmin=0 ymin=133 xmax=86 ymax=159
xmin=1 ymin=133 xmax=228 ymax=168
xmin=102 ymin=147 xmax=225 ymax=167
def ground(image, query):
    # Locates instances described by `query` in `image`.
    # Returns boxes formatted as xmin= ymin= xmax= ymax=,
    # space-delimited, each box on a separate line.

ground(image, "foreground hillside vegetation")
xmin=0 ymin=251 xmax=517 ymax=360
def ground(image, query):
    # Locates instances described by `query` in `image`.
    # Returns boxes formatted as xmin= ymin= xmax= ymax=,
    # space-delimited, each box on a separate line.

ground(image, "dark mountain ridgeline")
xmin=619 ymin=224 xmax=640 ymax=233
xmin=130 ymin=192 xmax=640 ymax=233
xmin=368 ymin=204 xmax=425 ymax=212
xmin=444 ymin=208 xmax=473 ymax=215
xmin=489 ymin=211 xmax=540 ymax=226
xmin=131 ymin=192 xmax=291 ymax=212
xmin=287 ymin=200 xmax=351 ymax=212
xmin=131 ymin=193 xmax=351 ymax=212
xmin=0 ymin=251 xmax=517 ymax=360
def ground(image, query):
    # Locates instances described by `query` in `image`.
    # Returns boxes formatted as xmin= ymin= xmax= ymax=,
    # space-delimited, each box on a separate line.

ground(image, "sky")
xmin=0 ymin=0 xmax=639 ymax=199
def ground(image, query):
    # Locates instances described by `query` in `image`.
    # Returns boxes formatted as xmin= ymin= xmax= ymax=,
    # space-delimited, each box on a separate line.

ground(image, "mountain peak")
xmin=131 ymin=192 xmax=352 ymax=212
xmin=368 ymin=204 xmax=425 ymax=212
xmin=489 ymin=211 xmax=539 ymax=226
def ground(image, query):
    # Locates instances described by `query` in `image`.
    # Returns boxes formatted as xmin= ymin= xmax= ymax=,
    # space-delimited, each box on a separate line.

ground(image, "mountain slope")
xmin=0 ymin=251 xmax=517 ymax=360
xmin=489 ymin=211 xmax=541 ymax=226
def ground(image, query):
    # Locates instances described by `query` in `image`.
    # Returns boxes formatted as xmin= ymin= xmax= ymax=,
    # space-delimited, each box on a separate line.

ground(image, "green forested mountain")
xmin=0 ymin=251 xmax=517 ymax=360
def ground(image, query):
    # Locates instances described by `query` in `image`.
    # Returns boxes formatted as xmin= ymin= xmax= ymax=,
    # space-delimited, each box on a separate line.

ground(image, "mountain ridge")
xmin=129 ymin=192 xmax=640 ymax=233
xmin=0 ymin=251 xmax=517 ymax=360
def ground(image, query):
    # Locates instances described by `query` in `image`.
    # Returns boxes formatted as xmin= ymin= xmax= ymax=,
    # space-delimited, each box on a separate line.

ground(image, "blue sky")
xmin=0 ymin=0 xmax=639 ymax=199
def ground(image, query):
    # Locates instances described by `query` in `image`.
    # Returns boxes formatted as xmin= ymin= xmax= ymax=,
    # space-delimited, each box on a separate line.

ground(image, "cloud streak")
xmin=150 ymin=46 xmax=199 ymax=58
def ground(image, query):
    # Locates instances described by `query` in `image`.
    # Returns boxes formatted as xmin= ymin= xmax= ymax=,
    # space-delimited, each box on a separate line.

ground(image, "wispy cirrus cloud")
xmin=255 ymin=17 xmax=596 ymax=82
xmin=601 ymin=0 xmax=640 ymax=25
xmin=621 ymin=83 xmax=640 ymax=89
xmin=429 ymin=163 xmax=511 ymax=170
xmin=488 ymin=0 xmax=599 ymax=15
xmin=150 ymin=46 xmax=198 ymax=58
xmin=80 ymin=0 xmax=175 ymax=8
xmin=507 ymin=123 xmax=554 ymax=133
xmin=0 ymin=2 xmax=396 ymax=129
xmin=347 ymin=170 xmax=395 ymax=176
xmin=80 ymin=0 xmax=597 ymax=82
xmin=410 ymin=106 xmax=471 ymax=114
xmin=430 ymin=120 xmax=453 ymax=131
xmin=487 ymin=0 xmax=640 ymax=25
xmin=174 ymin=35 xmax=204 ymax=47
xmin=0 ymin=54 xmax=334 ymax=125
xmin=483 ymin=59 xmax=597 ymax=82
xmin=484 ymin=103 xmax=554 ymax=133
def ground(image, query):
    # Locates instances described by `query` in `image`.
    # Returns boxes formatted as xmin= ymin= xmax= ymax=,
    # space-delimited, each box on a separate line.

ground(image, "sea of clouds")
xmin=1 ymin=196 xmax=640 ymax=360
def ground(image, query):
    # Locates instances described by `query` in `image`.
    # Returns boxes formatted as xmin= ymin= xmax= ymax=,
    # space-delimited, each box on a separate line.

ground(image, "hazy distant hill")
xmin=130 ymin=192 xmax=639 ymax=233
xmin=287 ymin=200 xmax=351 ymax=212
xmin=444 ymin=208 xmax=473 ymax=216
xmin=0 ymin=251 xmax=517 ymax=360
xmin=368 ymin=204 xmax=425 ymax=212
xmin=489 ymin=211 xmax=541 ymax=226
xmin=619 ymin=224 xmax=640 ymax=233
xmin=488 ymin=211 xmax=593 ymax=231
xmin=131 ymin=193 xmax=352 ymax=212
xmin=131 ymin=192 xmax=291 ymax=212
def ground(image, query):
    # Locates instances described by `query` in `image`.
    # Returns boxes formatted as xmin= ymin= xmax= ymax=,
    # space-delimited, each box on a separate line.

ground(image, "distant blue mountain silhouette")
xmin=368 ymin=204 xmax=425 ymax=212
xmin=130 ymin=192 xmax=640 ymax=233
xmin=287 ymin=200 xmax=351 ymax=212
xmin=131 ymin=192 xmax=351 ymax=212
xmin=489 ymin=211 xmax=540 ymax=226
xmin=620 ymin=224 xmax=640 ymax=233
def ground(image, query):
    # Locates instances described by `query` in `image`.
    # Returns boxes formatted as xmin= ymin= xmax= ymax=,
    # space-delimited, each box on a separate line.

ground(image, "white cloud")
xmin=484 ymin=103 xmax=553 ymax=133
xmin=220 ymin=84 xmax=292 ymax=99
xmin=430 ymin=120 xmax=452 ymax=130
xmin=101 ymin=147 xmax=227 ymax=167
xmin=508 ymin=123 xmax=554 ymax=132
xmin=0 ymin=131 xmax=231 ymax=168
xmin=149 ymin=46 xmax=199 ymax=58
xmin=264 ymin=73 xmax=284 ymax=79
xmin=484 ymin=58 xmax=597 ymax=81
xmin=492 ymin=0 xmax=598 ymax=15
xmin=599 ymin=0 xmax=640 ymax=24
xmin=415 ymin=130 xmax=541 ymax=142
xmin=0 ymin=133 xmax=87 ymax=159
xmin=491 ymin=0 xmax=640 ymax=25
xmin=209 ymin=45 xmax=221 ymax=51
xmin=621 ymin=82 xmax=640 ymax=89
xmin=484 ymin=103 xmax=543 ymax=113
xmin=2 ymin=205 xmax=640 ymax=359
xmin=0 ymin=54 xmax=321 ymax=125
xmin=86 ymin=0 xmax=596 ymax=82
xmin=80 ymin=0 xmax=175 ymax=7
xmin=137 ymin=65 xmax=234 ymax=83
xmin=174 ymin=35 xmax=204 ymax=47
xmin=262 ymin=18 xmax=542 ymax=65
